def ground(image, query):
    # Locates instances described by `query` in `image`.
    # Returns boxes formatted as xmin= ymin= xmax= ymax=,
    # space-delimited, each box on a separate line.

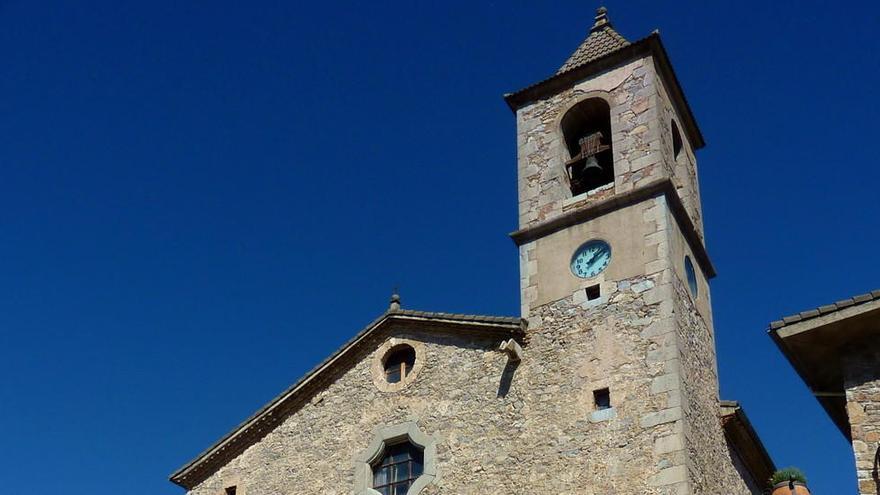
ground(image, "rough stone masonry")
xmin=170 ymin=9 xmax=773 ymax=495
xmin=846 ymin=340 xmax=880 ymax=495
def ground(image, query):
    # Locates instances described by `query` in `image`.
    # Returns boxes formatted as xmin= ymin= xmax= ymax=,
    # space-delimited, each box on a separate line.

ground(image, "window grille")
xmin=372 ymin=442 xmax=424 ymax=495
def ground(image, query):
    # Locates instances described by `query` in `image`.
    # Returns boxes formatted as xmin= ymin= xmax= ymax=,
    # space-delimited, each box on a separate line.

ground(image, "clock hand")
xmin=583 ymin=252 xmax=598 ymax=266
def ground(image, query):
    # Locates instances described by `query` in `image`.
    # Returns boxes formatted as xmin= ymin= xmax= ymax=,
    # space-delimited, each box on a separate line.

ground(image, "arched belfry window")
xmin=671 ymin=119 xmax=683 ymax=161
xmin=372 ymin=441 xmax=424 ymax=495
xmin=561 ymin=98 xmax=614 ymax=195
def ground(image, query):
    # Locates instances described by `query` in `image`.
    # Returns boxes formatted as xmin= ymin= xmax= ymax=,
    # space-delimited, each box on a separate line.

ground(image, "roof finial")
xmin=389 ymin=288 xmax=401 ymax=312
xmin=591 ymin=6 xmax=611 ymax=33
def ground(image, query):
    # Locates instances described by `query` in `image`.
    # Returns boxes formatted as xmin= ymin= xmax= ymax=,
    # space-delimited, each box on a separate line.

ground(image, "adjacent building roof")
xmin=769 ymin=289 xmax=880 ymax=330
xmin=558 ymin=7 xmax=631 ymax=74
xmin=720 ymin=400 xmax=776 ymax=488
xmin=169 ymin=302 xmax=524 ymax=489
xmin=768 ymin=289 xmax=880 ymax=440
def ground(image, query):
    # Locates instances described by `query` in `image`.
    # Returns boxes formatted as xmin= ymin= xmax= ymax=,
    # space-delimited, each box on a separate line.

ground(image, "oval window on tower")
xmin=684 ymin=255 xmax=698 ymax=298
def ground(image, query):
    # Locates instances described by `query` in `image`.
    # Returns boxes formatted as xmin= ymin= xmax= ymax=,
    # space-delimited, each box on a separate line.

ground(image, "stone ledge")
xmin=509 ymin=178 xmax=715 ymax=279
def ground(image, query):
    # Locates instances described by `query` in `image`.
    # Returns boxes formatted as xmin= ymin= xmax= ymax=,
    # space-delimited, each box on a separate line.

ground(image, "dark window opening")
xmin=672 ymin=119 xmax=683 ymax=161
xmin=384 ymin=345 xmax=416 ymax=384
xmin=372 ymin=441 xmax=424 ymax=495
xmin=684 ymin=255 xmax=698 ymax=298
xmin=594 ymin=388 xmax=611 ymax=410
xmin=585 ymin=284 xmax=601 ymax=301
xmin=561 ymin=98 xmax=614 ymax=196
xmin=225 ymin=487 xmax=237 ymax=495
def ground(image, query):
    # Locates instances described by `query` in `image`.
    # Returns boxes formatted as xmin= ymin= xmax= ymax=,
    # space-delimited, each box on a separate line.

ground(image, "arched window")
xmin=561 ymin=98 xmax=614 ymax=195
xmin=671 ymin=119 xmax=683 ymax=161
xmin=684 ymin=255 xmax=698 ymax=298
xmin=353 ymin=422 xmax=437 ymax=495
xmin=383 ymin=345 xmax=416 ymax=384
xmin=372 ymin=441 xmax=424 ymax=495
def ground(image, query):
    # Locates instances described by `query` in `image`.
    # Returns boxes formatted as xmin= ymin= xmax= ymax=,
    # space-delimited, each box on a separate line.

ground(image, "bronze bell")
xmin=565 ymin=131 xmax=610 ymax=184
xmin=581 ymin=154 xmax=604 ymax=175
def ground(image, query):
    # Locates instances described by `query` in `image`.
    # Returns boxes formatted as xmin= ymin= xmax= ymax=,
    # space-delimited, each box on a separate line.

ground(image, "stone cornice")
xmin=169 ymin=311 xmax=524 ymax=490
xmin=509 ymin=178 xmax=716 ymax=279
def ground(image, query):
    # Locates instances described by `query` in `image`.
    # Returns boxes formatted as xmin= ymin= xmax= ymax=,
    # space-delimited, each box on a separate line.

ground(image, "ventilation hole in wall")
xmin=593 ymin=388 xmax=611 ymax=410
xmin=225 ymin=486 xmax=237 ymax=495
xmin=585 ymin=284 xmax=601 ymax=301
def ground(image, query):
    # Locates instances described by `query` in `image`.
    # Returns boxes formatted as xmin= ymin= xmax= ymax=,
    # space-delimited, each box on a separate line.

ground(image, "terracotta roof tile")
xmin=769 ymin=289 xmax=880 ymax=330
xmin=558 ymin=7 xmax=630 ymax=74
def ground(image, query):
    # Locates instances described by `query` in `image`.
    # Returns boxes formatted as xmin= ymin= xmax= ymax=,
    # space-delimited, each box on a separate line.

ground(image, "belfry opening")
xmin=561 ymin=97 xmax=614 ymax=195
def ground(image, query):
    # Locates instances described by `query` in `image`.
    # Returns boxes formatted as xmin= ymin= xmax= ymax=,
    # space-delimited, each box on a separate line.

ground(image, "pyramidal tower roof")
xmin=558 ymin=7 xmax=630 ymax=74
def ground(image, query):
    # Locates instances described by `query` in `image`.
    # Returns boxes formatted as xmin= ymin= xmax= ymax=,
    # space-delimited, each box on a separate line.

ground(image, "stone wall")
xmin=672 ymin=271 xmax=756 ymax=494
xmin=183 ymin=30 xmax=747 ymax=495
xmin=186 ymin=276 xmax=691 ymax=495
xmin=654 ymin=69 xmax=703 ymax=240
xmin=515 ymin=56 xmax=666 ymax=230
xmin=844 ymin=340 xmax=880 ymax=495
xmin=727 ymin=441 xmax=764 ymax=494
xmin=515 ymin=55 xmax=704 ymax=241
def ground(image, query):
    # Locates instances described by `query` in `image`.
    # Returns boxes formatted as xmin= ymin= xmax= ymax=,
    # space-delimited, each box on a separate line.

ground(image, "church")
xmin=170 ymin=8 xmax=777 ymax=495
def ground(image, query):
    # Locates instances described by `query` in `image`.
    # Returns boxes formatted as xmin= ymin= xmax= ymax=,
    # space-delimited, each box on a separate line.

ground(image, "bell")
xmin=581 ymin=154 xmax=604 ymax=176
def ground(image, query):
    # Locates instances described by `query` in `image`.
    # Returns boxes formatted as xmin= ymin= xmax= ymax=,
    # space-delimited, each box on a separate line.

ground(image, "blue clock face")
xmin=571 ymin=240 xmax=612 ymax=278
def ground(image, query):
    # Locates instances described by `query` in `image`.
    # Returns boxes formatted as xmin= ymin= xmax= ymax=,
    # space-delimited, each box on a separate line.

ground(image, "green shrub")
xmin=770 ymin=467 xmax=807 ymax=486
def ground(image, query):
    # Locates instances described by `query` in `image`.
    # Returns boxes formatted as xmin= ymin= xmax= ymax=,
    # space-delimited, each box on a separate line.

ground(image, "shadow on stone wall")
xmin=497 ymin=360 xmax=519 ymax=398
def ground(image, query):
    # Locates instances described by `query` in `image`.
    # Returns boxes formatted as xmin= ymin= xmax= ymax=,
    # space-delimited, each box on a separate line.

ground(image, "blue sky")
xmin=0 ymin=1 xmax=877 ymax=494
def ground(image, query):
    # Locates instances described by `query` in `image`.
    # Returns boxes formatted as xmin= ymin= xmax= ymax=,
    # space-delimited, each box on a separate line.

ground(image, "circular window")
xmin=384 ymin=345 xmax=416 ymax=384
xmin=684 ymin=255 xmax=698 ymax=298
xmin=570 ymin=239 xmax=612 ymax=278
xmin=373 ymin=339 xmax=425 ymax=392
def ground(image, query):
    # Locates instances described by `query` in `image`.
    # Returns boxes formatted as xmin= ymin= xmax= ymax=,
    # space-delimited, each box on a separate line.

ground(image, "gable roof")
xmin=558 ymin=7 xmax=630 ymax=74
xmin=169 ymin=305 xmax=524 ymax=489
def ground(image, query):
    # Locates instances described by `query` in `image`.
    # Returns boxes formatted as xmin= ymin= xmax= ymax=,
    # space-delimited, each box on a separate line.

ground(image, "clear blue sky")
xmin=0 ymin=1 xmax=877 ymax=493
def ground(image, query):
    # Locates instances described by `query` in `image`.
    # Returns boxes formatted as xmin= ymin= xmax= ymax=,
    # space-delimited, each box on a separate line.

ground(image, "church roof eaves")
xmin=720 ymin=400 xmax=776 ymax=486
xmin=169 ymin=308 xmax=524 ymax=489
xmin=503 ymin=31 xmax=706 ymax=151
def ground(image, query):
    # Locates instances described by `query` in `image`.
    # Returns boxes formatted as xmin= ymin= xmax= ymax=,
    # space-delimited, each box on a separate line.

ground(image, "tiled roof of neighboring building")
xmin=557 ymin=7 xmax=630 ymax=74
xmin=768 ymin=289 xmax=880 ymax=330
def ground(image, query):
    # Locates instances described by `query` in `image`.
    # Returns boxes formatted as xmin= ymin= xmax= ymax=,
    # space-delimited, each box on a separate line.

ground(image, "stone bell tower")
xmin=504 ymin=7 xmax=760 ymax=494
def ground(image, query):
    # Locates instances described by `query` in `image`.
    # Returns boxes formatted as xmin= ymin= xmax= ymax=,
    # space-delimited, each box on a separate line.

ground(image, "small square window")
xmin=225 ymin=487 xmax=237 ymax=495
xmin=585 ymin=284 xmax=601 ymax=301
xmin=593 ymin=388 xmax=611 ymax=410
